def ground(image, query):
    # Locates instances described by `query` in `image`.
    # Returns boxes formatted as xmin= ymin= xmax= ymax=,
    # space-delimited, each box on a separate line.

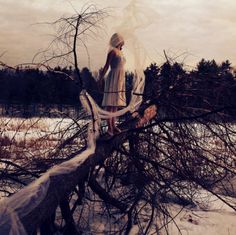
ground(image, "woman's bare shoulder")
xmin=108 ymin=48 xmax=119 ymax=56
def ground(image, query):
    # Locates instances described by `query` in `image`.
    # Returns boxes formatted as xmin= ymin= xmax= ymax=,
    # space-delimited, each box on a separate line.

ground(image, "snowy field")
xmin=0 ymin=116 xmax=89 ymax=160
xmin=129 ymin=202 xmax=236 ymax=235
xmin=0 ymin=117 xmax=75 ymax=142
xmin=68 ymin=191 xmax=236 ymax=235
xmin=0 ymin=117 xmax=236 ymax=235
xmin=139 ymin=194 xmax=236 ymax=235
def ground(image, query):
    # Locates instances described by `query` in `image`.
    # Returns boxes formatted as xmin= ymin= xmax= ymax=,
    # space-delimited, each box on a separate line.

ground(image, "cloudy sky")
xmin=0 ymin=0 xmax=236 ymax=70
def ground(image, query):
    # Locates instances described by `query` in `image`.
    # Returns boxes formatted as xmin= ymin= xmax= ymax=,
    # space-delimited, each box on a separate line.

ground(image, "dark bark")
xmin=18 ymin=104 xmax=157 ymax=234
xmin=89 ymin=175 xmax=127 ymax=212
xmin=39 ymin=212 xmax=56 ymax=235
xmin=60 ymin=197 xmax=80 ymax=235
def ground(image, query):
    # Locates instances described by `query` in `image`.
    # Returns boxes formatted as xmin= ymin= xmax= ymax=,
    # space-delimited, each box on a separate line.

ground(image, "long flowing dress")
xmin=102 ymin=48 xmax=126 ymax=107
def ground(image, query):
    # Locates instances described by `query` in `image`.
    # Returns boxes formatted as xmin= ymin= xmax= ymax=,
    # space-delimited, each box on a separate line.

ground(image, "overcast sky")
xmin=0 ymin=0 xmax=236 ymax=71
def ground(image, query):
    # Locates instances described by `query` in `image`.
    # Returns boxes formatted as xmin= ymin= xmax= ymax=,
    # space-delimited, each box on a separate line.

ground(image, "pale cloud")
xmin=145 ymin=0 xmax=236 ymax=67
xmin=0 ymin=0 xmax=236 ymax=70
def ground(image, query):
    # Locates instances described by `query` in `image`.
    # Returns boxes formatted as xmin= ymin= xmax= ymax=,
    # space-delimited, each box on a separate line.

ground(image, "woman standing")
xmin=100 ymin=33 xmax=126 ymax=135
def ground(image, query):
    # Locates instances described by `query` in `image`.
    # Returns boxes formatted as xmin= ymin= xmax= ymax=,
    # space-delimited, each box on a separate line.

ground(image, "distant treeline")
xmin=0 ymin=66 xmax=94 ymax=105
xmin=0 ymin=65 xmax=133 ymax=106
xmin=144 ymin=59 xmax=236 ymax=119
xmin=0 ymin=59 xmax=236 ymax=117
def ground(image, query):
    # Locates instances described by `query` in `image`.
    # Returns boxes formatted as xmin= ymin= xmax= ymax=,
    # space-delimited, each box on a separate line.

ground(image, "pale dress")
xmin=102 ymin=48 xmax=126 ymax=107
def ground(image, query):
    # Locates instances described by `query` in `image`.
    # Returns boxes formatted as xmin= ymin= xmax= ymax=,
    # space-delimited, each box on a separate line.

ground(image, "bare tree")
xmin=33 ymin=4 xmax=107 ymax=88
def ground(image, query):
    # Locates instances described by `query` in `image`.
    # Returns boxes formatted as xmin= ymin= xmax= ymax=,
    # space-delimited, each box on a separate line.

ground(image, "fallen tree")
xmin=1 ymin=91 xmax=236 ymax=234
xmin=0 ymin=96 xmax=158 ymax=234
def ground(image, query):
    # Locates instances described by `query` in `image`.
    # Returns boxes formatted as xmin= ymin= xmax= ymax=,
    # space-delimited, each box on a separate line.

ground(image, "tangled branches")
xmin=33 ymin=4 xmax=107 ymax=87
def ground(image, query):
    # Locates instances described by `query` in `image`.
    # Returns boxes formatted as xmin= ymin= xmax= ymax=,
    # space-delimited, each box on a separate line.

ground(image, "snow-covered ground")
xmin=71 ymin=191 xmax=236 ymax=235
xmin=167 ymin=200 xmax=235 ymax=235
xmin=129 ymin=192 xmax=236 ymax=235
xmin=0 ymin=117 xmax=74 ymax=141
xmin=0 ymin=117 xmax=89 ymax=159
xmin=1 ymin=117 xmax=235 ymax=234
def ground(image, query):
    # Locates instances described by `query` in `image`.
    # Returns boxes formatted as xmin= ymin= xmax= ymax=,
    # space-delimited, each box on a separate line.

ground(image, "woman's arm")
xmin=100 ymin=50 xmax=115 ymax=79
